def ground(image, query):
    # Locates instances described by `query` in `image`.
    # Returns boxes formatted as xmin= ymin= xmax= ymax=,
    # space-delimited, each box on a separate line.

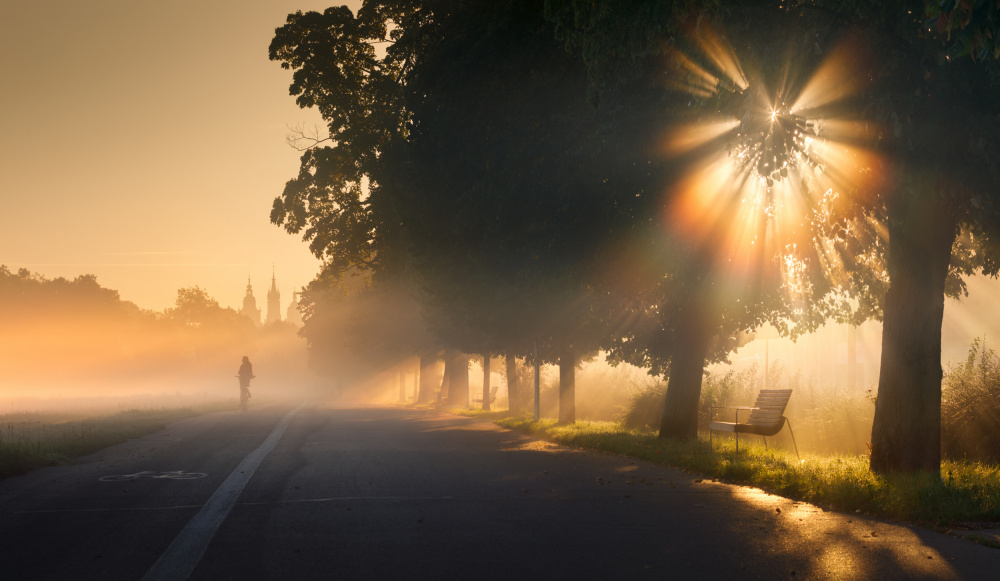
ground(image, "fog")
xmin=0 ymin=318 xmax=318 ymax=412
xmin=0 ymin=269 xmax=319 ymax=413
xmin=4 ymin=266 xmax=999 ymax=457
xmin=393 ymin=276 xmax=1000 ymax=456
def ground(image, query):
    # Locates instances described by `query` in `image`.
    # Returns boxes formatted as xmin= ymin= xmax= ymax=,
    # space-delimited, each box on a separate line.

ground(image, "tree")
xmin=269 ymin=3 xmax=450 ymax=397
xmin=549 ymin=0 xmax=1000 ymax=473
xmin=388 ymin=0 xmax=637 ymax=423
xmin=546 ymin=2 xmax=862 ymax=439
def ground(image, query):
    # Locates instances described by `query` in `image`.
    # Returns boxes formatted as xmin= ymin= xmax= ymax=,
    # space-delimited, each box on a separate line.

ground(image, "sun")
xmin=661 ymin=25 xmax=884 ymax=305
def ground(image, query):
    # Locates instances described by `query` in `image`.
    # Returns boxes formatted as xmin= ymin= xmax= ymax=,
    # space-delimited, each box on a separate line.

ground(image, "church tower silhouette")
xmin=240 ymin=276 xmax=261 ymax=326
xmin=266 ymin=268 xmax=281 ymax=324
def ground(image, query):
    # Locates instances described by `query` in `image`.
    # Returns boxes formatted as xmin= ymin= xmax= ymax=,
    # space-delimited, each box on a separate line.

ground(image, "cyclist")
xmin=237 ymin=355 xmax=255 ymax=410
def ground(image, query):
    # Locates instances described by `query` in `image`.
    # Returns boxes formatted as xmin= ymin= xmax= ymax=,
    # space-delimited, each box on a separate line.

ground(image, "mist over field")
xmin=0 ymin=267 xmax=319 ymax=411
xmin=5 ymin=260 xmax=1000 ymax=459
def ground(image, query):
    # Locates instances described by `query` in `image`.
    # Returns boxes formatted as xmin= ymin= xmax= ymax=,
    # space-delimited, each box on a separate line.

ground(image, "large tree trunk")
xmin=417 ymin=353 xmax=439 ymax=403
xmin=658 ymin=296 xmax=714 ymax=440
xmin=559 ymin=345 xmax=576 ymax=424
xmin=505 ymin=352 xmax=521 ymax=413
xmin=447 ymin=351 xmax=469 ymax=408
xmin=870 ymin=191 xmax=957 ymax=475
xmin=482 ymin=354 xmax=491 ymax=411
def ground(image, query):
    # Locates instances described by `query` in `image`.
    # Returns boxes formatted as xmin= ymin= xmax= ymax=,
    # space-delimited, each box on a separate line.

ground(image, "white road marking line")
xmin=140 ymin=402 xmax=306 ymax=581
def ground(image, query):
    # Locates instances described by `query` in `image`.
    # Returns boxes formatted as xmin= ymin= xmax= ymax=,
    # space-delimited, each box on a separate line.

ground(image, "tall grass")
xmin=942 ymin=337 xmax=1000 ymax=462
xmin=0 ymin=403 xmax=227 ymax=480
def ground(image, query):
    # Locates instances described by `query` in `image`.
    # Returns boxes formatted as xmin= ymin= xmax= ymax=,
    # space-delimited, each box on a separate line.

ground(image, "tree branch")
xmin=286 ymin=123 xmax=334 ymax=151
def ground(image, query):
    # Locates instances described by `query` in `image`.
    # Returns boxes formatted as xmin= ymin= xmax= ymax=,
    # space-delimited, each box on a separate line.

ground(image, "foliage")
xmin=928 ymin=0 xmax=1000 ymax=62
xmin=542 ymin=0 xmax=1000 ymax=470
xmin=942 ymin=337 xmax=1000 ymax=462
xmin=164 ymin=286 xmax=251 ymax=332
xmin=268 ymin=5 xmax=409 ymax=273
xmin=0 ymin=265 xmax=137 ymax=323
xmin=270 ymin=1 xmax=641 ymax=379
xmin=388 ymin=0 xmax=627 ymax=361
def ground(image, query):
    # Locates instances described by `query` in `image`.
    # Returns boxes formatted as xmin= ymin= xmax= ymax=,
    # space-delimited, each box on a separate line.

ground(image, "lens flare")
xmin=662 ymin=27 xmax=884 ymax=311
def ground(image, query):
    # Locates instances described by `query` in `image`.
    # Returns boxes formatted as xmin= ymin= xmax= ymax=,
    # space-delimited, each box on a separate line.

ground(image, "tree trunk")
xmin=412 ymin=366 xmax=418 ymax=400
xmin=505 ymin=352 xmax=521 ymax=413
xmin=417 ymin=353 xmax=439 ymax=403
xmin=870 ymin=191 xmax=956 ymax=475
xmin=447 ymin=351 xmax=469 ymax=408
xmin=559 ymin=345 xmax=576 ymax=424
xmin=482 ymin=354 xmax=491 ymax=411
xmin=398 ymin=371 xmax=405 ymax=402
xmin=438 ymin=358 xmax=451 ymax=404
xmin=658 ymin=296 xmax=714 ymax=440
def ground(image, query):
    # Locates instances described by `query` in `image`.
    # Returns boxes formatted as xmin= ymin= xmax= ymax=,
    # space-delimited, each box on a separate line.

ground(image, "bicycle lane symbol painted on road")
xmin=99 ymin=471 xmax=207 ymax=482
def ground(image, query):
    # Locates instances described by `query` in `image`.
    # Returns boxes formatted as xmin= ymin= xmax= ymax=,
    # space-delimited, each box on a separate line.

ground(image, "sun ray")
xmin=661 ymin=25 xmax=886 ymax=314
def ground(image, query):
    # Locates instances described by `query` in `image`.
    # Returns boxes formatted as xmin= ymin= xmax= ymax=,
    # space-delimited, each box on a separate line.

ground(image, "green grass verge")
xmin=0 ymin=402 xmax=230 ymax=480
xmin=458 ymin=410 xmax=1000 ymax=526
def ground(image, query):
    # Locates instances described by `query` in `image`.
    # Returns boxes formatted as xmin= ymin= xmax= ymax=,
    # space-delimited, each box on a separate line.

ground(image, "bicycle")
xmin=236 ymin=375 xmax=253 ymax=411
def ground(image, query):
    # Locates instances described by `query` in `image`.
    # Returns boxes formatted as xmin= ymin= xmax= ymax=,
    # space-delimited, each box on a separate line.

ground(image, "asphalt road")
xmin=2 ymin=403 xmax=999 ymax=580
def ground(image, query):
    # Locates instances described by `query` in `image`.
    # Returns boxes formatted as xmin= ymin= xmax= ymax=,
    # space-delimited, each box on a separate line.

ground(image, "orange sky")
xmin=1 ymin=1 xmax=362 ymax=312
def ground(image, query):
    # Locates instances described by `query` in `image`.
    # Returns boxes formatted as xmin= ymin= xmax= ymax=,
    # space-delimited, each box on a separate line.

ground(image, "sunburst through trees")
xmin=661 ymin=25 xmax=886 ymax=317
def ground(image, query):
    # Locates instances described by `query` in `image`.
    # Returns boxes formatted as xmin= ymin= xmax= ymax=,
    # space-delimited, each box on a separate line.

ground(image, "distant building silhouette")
xmin=286 ymin=291 xmax=303 ymax=326
xmin=266 ymin=269 xmax=281 ymax=324
xmin=240 ymin=276 xmax=261 ymax=326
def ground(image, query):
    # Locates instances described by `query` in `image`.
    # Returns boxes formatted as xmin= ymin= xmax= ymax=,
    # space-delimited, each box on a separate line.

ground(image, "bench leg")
xmin=786 ymin=418 xmax=800 ymax=459
xmin=762 ymin=436 xmax=767 ymax=450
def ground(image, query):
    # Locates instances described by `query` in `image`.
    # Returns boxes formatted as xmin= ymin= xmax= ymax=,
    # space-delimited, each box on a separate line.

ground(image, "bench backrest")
xmin=747 ymin=389 xmax=792 ymax=428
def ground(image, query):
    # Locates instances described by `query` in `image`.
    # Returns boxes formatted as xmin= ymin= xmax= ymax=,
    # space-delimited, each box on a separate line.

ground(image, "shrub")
xmin=618 ymin=378 xmax=667 ymax=429
xmin=942 ymin=337 xmax=1000 ymax=462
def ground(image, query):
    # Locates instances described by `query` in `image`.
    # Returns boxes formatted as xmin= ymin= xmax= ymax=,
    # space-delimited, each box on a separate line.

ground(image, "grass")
xmin=455 ymin=409 xmax=1000 ymax=527
xmin=0 ymin=402 xmax=230 ymax=480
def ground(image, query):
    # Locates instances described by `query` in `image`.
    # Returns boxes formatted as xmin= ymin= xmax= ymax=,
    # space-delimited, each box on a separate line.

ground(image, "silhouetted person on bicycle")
xmin=237 ymin=355 xmax=255 ymax=410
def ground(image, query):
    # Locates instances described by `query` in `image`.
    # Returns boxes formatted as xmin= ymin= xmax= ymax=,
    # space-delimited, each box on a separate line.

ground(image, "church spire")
xmin=266 ymin=266 xmax=281 ymax=324
xmin=240 ymin=275 xmax=260 ymax=325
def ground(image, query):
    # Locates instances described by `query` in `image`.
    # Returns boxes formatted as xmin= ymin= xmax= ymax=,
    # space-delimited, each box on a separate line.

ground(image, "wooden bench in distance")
xmin=471 ymin=385 xmax=500 ymax=408
xmin=708 ymin=388 xmax=799 ymax=458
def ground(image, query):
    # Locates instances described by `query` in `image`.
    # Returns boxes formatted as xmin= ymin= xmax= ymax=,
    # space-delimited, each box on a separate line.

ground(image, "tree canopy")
xmin=269 ymin=0 xmax=1000 ymax=473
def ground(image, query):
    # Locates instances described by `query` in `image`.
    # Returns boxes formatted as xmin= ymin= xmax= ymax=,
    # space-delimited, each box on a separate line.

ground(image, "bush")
xmin=942 ymin=337 xmax=1000 ymax=462
xmin=618 ymin=378 xmax=666 ymax=429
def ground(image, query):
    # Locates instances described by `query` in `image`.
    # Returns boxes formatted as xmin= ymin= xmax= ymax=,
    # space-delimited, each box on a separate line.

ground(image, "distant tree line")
xmin=0 ymin=265 xmax=295 ymax=392
xmin=269 ymin=0 xmax=1000 ymax=475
